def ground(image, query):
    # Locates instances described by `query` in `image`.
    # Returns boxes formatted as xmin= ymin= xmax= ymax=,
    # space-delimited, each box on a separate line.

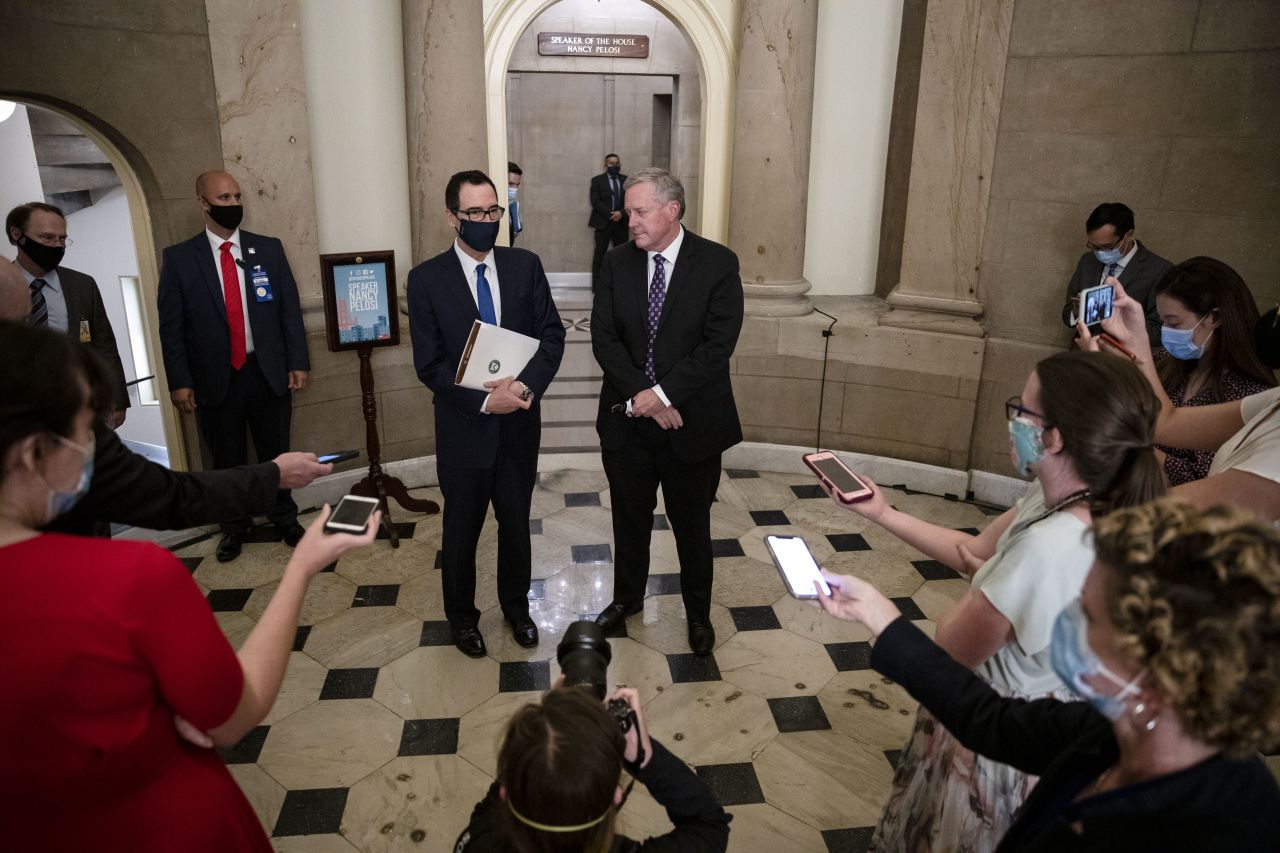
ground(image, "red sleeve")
xmin=124 ymin=543 xmax=245 ymax=730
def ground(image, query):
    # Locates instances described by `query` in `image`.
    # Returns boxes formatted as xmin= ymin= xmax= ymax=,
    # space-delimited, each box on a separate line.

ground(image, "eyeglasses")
xmin=454 ymin=206 xmax=505 ymax=222
xmin=24 ymin=231 xmax=72 ymax=247
xmin=1005 ymin=396 xmax=1046 ymax=422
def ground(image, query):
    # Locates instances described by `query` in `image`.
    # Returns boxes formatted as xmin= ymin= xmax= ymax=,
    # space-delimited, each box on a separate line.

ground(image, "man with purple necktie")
xmin=591 ymin=167 xmax=744 ymax=656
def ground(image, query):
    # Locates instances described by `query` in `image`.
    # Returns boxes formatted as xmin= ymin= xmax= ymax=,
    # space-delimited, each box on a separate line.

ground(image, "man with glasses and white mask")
xmin=407 ymin=169 xmax=565 ymax=658
xmin=7 ymin=202 xmax=130 ymax=428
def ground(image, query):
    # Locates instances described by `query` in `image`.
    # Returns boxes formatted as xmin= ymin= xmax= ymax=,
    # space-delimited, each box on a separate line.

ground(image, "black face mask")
xmin=606 ymin=165 xmax=621 ymax=176
xmin=18 ymin=234 xmax=65 ymax=273
xmin=457 ymin=218 xmax=501 ymax=254
xmin=203 ymin=200 xmax=244 ymax=231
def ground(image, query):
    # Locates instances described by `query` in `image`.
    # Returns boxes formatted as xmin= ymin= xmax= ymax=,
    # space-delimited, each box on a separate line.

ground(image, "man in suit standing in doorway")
xmin=407 ymin=169 xmax=565 ymax=658
xmin=156 ymin=170 xmax=311 ymax=563
xmin=7 ymin=202 xmax=130 ymax=428
xmin=507 ymin=162 xmax=523 ymax=246
xmin=589 ymin=153 xmax=628 ymax=292
xmin=592 ymin=167 xmax=744 ymax=656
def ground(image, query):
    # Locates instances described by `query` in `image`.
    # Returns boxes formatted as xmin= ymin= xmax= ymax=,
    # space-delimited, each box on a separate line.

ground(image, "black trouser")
xmin=437 ymin=446 xmax=537 ymax=630
xmin=194 ymin=355 xmax=296 ymax=533
xmin=602 ymin=419 xmax=721 ymax=623
xmin=592 ymin=221 xmax=629 ymax=289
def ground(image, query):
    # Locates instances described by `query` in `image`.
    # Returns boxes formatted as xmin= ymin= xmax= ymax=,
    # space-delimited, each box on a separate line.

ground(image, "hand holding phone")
xmin=324 ymin=494 xmax=380 ymax=534
xmin=764 ymin=534 xmax=832 ymax=599
xmin=802 ymin=451 xmax=873 ymax=503
xmin=1078 ymin=283 xmax=1115 ymax=328
xmin=317 ymin=450 xmax=360 ymax=465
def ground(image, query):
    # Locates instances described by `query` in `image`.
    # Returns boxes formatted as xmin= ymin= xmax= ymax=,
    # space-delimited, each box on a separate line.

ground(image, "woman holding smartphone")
xmin=820 ymin=350 xmax=1164 ymax=852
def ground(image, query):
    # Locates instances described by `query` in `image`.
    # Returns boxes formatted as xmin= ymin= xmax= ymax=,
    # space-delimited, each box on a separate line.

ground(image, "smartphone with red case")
xmin=802 ymin=451 xmax=873 ymax=503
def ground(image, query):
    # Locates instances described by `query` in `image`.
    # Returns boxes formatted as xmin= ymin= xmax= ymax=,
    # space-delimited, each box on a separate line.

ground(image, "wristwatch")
xmin=517 ymin=381 xmax=534 ymax=402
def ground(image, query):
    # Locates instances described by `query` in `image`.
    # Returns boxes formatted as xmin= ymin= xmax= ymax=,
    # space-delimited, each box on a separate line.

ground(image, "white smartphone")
xmin=323 ymin=494 xmax=380 ymax=534
xmin=764 ymin=534 xmax=832 ymax=599
xmin=1078 ymin=283 xmax=1115 ymax=327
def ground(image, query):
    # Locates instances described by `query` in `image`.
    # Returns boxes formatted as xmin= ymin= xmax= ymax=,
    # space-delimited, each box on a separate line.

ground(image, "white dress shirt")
xmin=633 ymin=225 xmax=685 ymax=410
xmin=1098 ymin=239 xmax=1139 ymax=285
xmin=17 ymin=262 xmax=68 ymax=332
xmin=205 ymin=228 xmax=255 ymax=354
xmin=452 ymin=240 xmax=504 ymax=412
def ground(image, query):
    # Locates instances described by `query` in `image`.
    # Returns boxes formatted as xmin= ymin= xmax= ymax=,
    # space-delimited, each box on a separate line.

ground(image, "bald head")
xmin=196 ymin=170 xmax=238 ymax=197
xmin=197 ymin=170 xmax=244 ymax=237
xmin=0 ymin=261 xmax=30 ymax=322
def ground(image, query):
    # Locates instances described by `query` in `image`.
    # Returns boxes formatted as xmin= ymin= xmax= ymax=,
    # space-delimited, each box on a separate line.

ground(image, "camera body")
xmin=557 ymin=621 xmax=635 ymax=735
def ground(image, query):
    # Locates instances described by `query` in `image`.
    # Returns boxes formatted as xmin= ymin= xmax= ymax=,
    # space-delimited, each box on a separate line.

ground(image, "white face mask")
xmin=1050 ymin=599 xmax=1145 ymax=721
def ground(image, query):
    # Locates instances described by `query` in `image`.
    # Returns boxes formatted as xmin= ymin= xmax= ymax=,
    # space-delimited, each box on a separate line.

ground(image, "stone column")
xmin=727 ymin=0 xmax=819 ymax=318
xmin=879 ymin=0 xmax=1016 ymax=337
xmin=402 ymin=0 xmax=488 ymax=263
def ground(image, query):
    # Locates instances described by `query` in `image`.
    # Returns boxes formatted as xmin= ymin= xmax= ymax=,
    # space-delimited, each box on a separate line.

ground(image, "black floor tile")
xmin=398 ymin=718 xmax=460 ymax=756
xmin=729 ymin=605 xmax=781 ymax=631
xmin=420 ymin=620 xmax=453 ymax=646
xmin=529 ymin=518 xmax=543 ymax=535
xmin=891 ymin=597 xmax=927 ymax=621
xmin=954 ymin=526 xmax=981 ymax=535
xmin=652 ymin=514 xmax=670 ymax=530
xmin=749 ymin=509 xmax=790 ymax=526
xmin=319 ymin=667 xmax=379 ymax=700
xmin=695 ymin=762 xmax=766 ymax=805
xmin=500 ymin=660 xmax=551 ymax=693
xmin=319 ymin=560 xmax=337 ymax=573
xmin=293 ymin=625 xmax=312 ymax=652
xmin=434 ymin=549 xmax=443 ymax=570
xmin=571 ymin=543 xmax=612 ymax=563
xmin=217 ymin=725 xmax=270 ymax=764
xmin=376 ymin=521 xmax=418 ymax=541
xmin=724 ymin=468 xmax=760 ymax=479
xmin=272 ymin=787 xmax=349 ymax=836
xmin=206 ymin=588 xmax=254 ymax=612
xmin=245 ymin=524 xmax=284 ymax=544
xmin=791 ymin=483 xmax=826 ymax=499
xmin=884 ymin=748 xmax=903 ymax=768
xmin=827 ymin=533 xmax=872 ymax=552
xmin=974 ymin=502 xmax=1007 ymax=517
xmin=825 ymin=642 xmax=873 ymax=671
xmin=527 ymin=579 xmax=546 ymax=600
xmin=822 ymin=826 xmax=877 ymax=853
xmin=352 ymin=583 xmax=400 ymax=607
xmin=646 ymin=573 xmax=682 ymax=595
xmin=711 ymin=538 xmax=745 ymax=558
xmin=565 ymin=492 xmax=602 ymax=507
xmin=768 ymin=696 xmax=832 ymax=733
xmin=911 ymin=559 xmax=962 ymax=581
xmin=667 ymin=653 xmax=721 ymax=683
xmin=179 ymin=556 xmax=203 ymax=573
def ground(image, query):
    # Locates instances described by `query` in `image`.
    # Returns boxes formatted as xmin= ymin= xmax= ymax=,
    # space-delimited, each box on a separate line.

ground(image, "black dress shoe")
xmin=277 ymin=522 xmax=306 ymax=548
xmin=508 ymin=615 xmax=539 ymax=648
xmin=595 ymin=600 xmax=644 ymax=633
xmin=215 ymin=531 xmax=244 ymax=563
xmin=452 ymin=626 xmax=487 ymax=658
xmin=688 ymin=621 xmax=716 ymax=656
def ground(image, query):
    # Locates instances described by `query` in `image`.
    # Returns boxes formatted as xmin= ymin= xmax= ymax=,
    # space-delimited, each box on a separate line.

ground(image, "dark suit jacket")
xmin=1066 ymin=241 xmax=1172 ymax=345
xmin=46 ymin=418 xmax=279 ymax=535
xmin=589 ymin=172 xmax=629 ymax=231
xmin=156 ymin=230 xmax=310 ymax=407
xmin=407 ymin=245 xmax=566 ymax=470
xmin=59 ymin=266 xmax=130 ymax=411
xmin=592 ymin=229 xmax=744 ymax=462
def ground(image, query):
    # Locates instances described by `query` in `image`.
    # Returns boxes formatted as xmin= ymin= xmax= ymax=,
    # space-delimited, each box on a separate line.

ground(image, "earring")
xmin=1145 ymin=718 xmax=1158 ymax=732
xmin=1132 ymin=703 xmax=1145 ymax=716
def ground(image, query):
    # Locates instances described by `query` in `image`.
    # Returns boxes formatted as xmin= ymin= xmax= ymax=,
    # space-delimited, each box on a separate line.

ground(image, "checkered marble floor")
xmin=178 ymin=466 xmax=1006 ymax=852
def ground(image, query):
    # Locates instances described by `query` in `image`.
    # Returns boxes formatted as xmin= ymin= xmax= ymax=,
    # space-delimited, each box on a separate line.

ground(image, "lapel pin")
xmin=247 ymin=247 xmax=256 ymax=255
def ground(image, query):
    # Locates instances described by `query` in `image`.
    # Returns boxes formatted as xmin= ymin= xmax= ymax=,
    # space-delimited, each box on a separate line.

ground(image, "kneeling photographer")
xmin=454 ymin=622 xmax=731 ymax=852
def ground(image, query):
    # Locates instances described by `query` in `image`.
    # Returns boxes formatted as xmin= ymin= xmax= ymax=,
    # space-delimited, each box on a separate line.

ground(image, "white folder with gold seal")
xmin=453 ymin=320 xmax=540 ymax=390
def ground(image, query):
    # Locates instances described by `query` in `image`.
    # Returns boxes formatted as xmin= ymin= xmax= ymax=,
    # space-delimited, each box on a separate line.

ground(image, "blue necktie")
xmin=29 ymin=278 xmax=49 ymax=328
xmin=476 ymin=263 xmax=497 ymax=325
xmin=1107 ymin=262 xmax=1118 ymax=279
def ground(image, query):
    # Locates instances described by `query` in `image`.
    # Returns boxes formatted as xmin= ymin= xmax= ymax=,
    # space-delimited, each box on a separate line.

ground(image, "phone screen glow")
xmin=768 ymin=536 xmax=831 ymax=597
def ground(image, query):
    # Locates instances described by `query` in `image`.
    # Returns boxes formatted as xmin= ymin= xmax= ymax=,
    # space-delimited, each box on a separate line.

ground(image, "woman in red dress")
xmin=0 ymin=323 xmax=378 ymax=851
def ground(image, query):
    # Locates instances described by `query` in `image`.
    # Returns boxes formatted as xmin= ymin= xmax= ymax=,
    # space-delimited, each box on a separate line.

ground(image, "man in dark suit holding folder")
xmin=408 ymin=170 xmax=565 ymax=658
xmin=592 ymin=167 xmax=744 ymax=655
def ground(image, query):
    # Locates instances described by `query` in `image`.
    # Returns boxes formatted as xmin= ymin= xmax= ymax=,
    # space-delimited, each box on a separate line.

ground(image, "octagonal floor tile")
xmin=541 ymin=562 xmax=614 ymax=617
xmin=893 ymin=492 xmax=997 ymax=530
xmin=304 ymin=606 xmax=422 ymax=669
xmin=472 ymin=530 xmax=573 ymax=581
xmin=548 ymin=636 xmax=673 ymax=705
xmin=375 ymin=646 xmax=499 ymax=719
xmin=714 ymin=477 xmax=800 ymax=512
xmin=715 ymin=629 xmax=836 ymax=698
xmin=626 ymin=596 xmax=736 ymax=657
xmin=257 ymin=698 xmax=401 ymax=789
xmin=823 ymin=549 xmax=926 ymax=599
xmin=540 ymin=504 xmax=616 ymax=547
xmin=476 ymin=599 xmax=577 ymax=662
xmin=708 ymin=502 xmax=761 ymax=539
xmin=754 ymin=729 xmax=893 ymax=830
xmin=244 ymin=573 xmax=357 ymax=625
xmin=340 ymin=754 xmax=491 ymax=853
xmin=228 ymin=762 xmax=285 ymax=835
xmin=215 ymin=611 xmax=256 ymax=649
xmin=644 ymin=681 xmax=777 ymax=765
xmin=175 ymin=535 xmax=218 ymax=559
xmin=273 ymin=836 xmax=359 ymax=852
xmin=859 ymin=526 xmax=929 ymax=562
xmin=818 ymin=670 xmax=918 ymax=751
xmin=911 ymin=578 xmax=971 ymax=622
xmin=725 ymin=802 xmax=826 ymax=851
xmin=710 ymin=556 xmax=787 ymax=609
xmin=539 ymin=469 xmax=610 ymax=493
xmin=614 ymin=781 xmax=676 ymax=843
xmin=333 ymin=538 xmax=433 ymax=586
xmin=456 ymin=690 xmax=542 ymax=777
xmin=263 ymin=651 xmax=329 ymax=725
xmin=738 ymin=525 xmax=836 ymax=567
xmin=772 ymin=594 xmax=873 ymax=645
xmin=781 ymin=495 xmax=873 ymax=536
xmin=193 ymin=542 xmax=289 ymax=589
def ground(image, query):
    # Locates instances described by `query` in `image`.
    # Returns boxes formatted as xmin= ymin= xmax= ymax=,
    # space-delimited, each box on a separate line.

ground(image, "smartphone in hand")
xmin=1078 ymin=283 xmax=1115 ymax=328
xmin=802 ymin=451 xmax=873 ymax=503
xmin=764 ymin=534 xmax=832 ymax=599
xmin=317 ymin=450 xmax=360 ymax=465
xmin=324 ymin=494 xmax=380 ymax=534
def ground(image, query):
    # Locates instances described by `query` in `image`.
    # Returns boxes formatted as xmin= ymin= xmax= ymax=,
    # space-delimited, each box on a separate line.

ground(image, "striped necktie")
xmin=29 ymin=278 xmax=49 ymax=328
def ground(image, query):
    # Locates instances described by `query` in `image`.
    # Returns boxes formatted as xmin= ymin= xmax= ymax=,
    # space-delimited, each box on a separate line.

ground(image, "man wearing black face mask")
xmin=156 ymin=170 xmax=311 ymax=562
xmin=7 ymin=202 xmax=130 ymax=429
xmin=406 ymin=169 xmax=565 ymax=658
xmin=589 ymin=154 xmax=629 ymax=293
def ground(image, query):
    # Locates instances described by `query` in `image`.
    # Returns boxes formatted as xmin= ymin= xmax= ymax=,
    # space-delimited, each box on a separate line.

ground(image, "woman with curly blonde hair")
xmin=816 ymin=498 xmax=1280 ymax=851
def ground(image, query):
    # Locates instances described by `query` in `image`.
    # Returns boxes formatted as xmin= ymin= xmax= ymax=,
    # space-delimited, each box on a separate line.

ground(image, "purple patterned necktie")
xmin=645 ymin=255 xmax=667 ymax=383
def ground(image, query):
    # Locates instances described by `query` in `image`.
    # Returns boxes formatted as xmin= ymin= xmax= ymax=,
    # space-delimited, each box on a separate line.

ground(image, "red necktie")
xmin=220 ymin=241 xmax=247 ymax=370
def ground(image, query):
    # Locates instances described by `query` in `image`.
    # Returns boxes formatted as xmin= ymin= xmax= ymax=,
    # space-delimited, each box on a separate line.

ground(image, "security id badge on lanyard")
xmin=249 ymin=265 xmax=274 ymax=302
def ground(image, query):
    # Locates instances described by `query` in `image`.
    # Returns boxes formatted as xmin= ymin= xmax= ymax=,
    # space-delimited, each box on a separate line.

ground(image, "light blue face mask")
xmin=1093 ymin=246 xmax=1124 ymax=266
xmin=1160 ymin=317 xmax=1211 ymax=361
xmin=43 ymin=434 xmax=95 ymax=521
xmin=507 ymin=186 xmax=519 ymax=204
xmin=1008 ymin=416 xmax=1044 ymax=478
xmin=1050 ymin=598 xmax=1145 ymax=721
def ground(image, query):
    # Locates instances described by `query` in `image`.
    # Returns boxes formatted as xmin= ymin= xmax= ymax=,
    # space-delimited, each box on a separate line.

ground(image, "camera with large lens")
xmin=557 ymin=620 xmax=634 ymax=733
